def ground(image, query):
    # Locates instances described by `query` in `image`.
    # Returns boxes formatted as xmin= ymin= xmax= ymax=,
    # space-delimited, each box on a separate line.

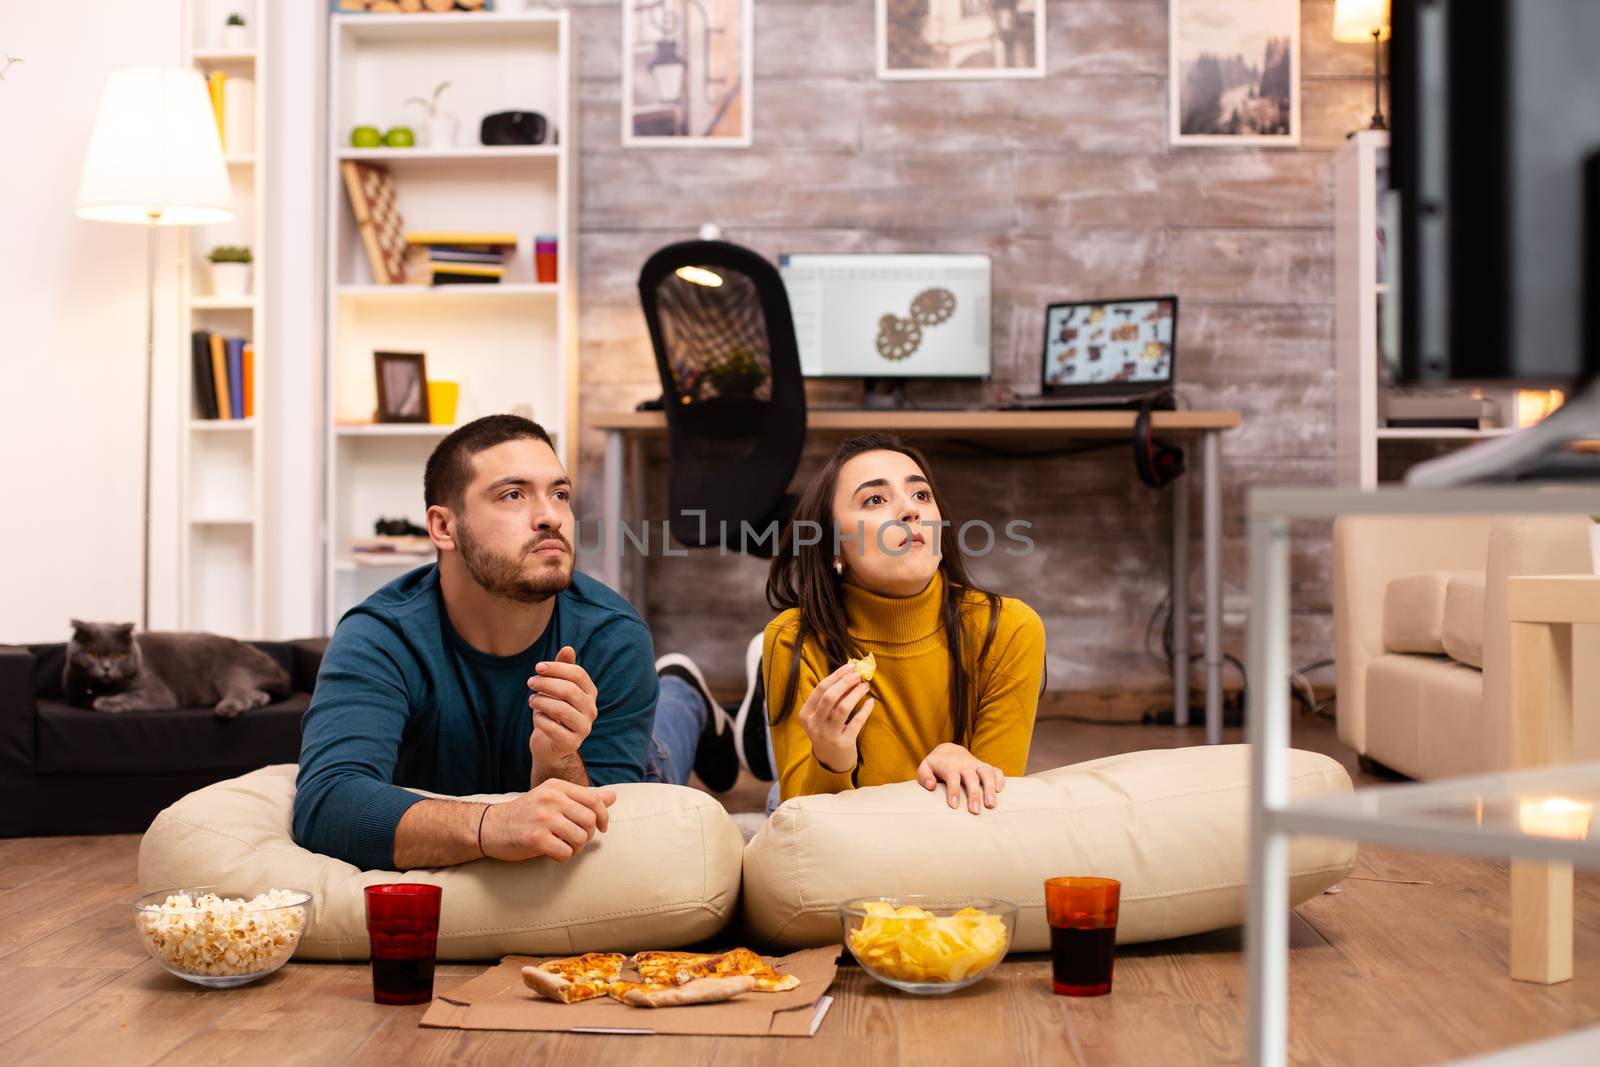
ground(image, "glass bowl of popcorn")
xmin=132 ymin=887 xmax=312 ymax=988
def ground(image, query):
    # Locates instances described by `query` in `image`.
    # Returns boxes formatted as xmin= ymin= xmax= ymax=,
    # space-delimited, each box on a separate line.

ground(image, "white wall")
xmin=0 ymin=3 xmax=185 ymax=643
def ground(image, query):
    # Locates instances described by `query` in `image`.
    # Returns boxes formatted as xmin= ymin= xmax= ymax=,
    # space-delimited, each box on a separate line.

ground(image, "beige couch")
xmin=1333 ymin=514 xmax=1593 ymax=780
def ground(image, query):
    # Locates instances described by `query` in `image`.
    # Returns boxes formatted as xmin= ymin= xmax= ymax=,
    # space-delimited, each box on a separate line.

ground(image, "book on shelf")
xmin=225 ymin=337 xmax=246 ymax=419
xmin=426 ymin=248 xmax=508 ymax=264
xmin=209 ymin=333 xmax=230 ymax=419
xmin=190 ymin=331 xmax=254 ymax=420
xmin=242 ymin=342 xmax=254 ymax=418
xmin=222 ymin=77 xmax=254 ymax=153
xmin=401 ymin=246 xmax=508 ymax=286
xmin=405 ymin=231 xmax=518 ymax=248
xmin=429 ymin=271 xmax=503 ymax=285
xmin=206 ymin=71 xmax=227 ymax=142
xmin=191 ymin=330 xmax=219 ymax=419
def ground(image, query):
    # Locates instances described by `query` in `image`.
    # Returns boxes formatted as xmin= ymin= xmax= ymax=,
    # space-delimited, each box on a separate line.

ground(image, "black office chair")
xmin=637 ymin=240 xmax=807 ymax=557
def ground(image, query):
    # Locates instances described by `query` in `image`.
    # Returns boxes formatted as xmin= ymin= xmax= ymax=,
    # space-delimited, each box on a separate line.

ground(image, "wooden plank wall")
xmin=564 ymin=0 xmax=1382 ymax=693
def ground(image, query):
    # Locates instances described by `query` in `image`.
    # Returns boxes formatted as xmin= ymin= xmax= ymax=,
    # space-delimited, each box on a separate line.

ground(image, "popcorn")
xmin=136 ymin=889 xmax=307 ymax=977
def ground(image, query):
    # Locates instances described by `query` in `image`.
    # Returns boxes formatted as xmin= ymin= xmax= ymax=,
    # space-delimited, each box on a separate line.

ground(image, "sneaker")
xmin=655 ymin=652 xmax=738 ymax=792
xmin=731 ymin=632 xmax=774 ymax=781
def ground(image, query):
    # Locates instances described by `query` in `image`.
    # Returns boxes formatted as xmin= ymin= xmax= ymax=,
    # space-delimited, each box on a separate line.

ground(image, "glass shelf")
xmin=1276 ymin=760 xmax=1600 ymax=867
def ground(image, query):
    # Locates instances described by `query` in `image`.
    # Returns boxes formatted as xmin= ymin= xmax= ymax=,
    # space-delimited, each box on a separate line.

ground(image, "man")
xmin=293 ymin=415 xmax=735 ymax=871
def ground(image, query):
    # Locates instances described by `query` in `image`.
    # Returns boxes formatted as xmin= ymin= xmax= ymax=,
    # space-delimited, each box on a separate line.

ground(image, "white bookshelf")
xmin=323 ymin=9 xmax=579 ymax=630
xmin=179 ymin=0 xmax=266 ymax=639
xmin=1335 ymin=131 xmax=1527 ymax=486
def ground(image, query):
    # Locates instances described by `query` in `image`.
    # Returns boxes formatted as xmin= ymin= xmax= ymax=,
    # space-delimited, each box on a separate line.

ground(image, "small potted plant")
xmin=221 ymin=12 xmax=248 ymax=50
xmin=208 ymin=245 xmax=252 ymax=298
xmin=405 ymin=81 xmax=456 ymax=149
xmin=706 ymin=347 xmax=767 ymax=398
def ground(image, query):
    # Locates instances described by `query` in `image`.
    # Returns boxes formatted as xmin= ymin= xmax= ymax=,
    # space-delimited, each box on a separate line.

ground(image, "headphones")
xmin=1133 ymin=395 xmax=1186 ymax=489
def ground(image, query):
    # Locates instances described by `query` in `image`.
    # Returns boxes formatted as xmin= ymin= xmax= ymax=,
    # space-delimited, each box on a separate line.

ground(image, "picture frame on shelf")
xmin=1169 ymin=0 xmax=1300 ymax=146
xmin=622 ymin=0 xmax=752 ymax=147
xmin=876 ymin=0 xmax=1046 ymax=81
xmin=374 ymin=351 xmax=430 ymax=423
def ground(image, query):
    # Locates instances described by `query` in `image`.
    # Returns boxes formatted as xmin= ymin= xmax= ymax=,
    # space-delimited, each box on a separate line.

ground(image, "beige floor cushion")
xmin=138 ymin=764 xmax=745 ymax=961
xmin=742 ymin=745 xmax=1357 ymax=951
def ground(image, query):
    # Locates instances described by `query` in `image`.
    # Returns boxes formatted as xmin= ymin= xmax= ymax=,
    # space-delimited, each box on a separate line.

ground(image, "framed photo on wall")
xmin=332 ymin=1 xmax=494 ymax=11
xmin=1169 ymin=0 xmax=1300 ymax=146
xmin=374 ymin=351 xmax=430 ymax=424
xmin=877 ymin=0 xmax=1046 ymax=80
xmin=623 ymin=0 xmax=753 ymax=147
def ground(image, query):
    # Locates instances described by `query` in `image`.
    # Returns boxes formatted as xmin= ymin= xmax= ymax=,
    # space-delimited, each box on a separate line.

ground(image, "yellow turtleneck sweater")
xmin=763 ymin=571 xmax=1046 ymax=800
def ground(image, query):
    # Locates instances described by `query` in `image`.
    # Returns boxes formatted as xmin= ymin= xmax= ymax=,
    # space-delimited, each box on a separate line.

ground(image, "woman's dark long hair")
xmin=765 ymin=433 xmax=1001 ymax=746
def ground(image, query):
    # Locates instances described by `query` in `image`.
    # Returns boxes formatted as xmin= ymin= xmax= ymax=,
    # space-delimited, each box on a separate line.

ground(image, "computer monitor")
xmin=778 ymin=254 xmax=992 ymax=381
xmin=1391 ymin=0 xmax=1600 ymax=386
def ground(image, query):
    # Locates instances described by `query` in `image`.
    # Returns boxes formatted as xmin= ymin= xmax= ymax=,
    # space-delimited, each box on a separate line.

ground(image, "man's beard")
xmin=457 ymin=521 xmax=573 ymax=604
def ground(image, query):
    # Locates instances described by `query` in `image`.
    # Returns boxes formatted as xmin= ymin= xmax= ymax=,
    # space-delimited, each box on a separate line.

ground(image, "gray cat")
xmin=64 ymin=620 xmax=292 ymax=719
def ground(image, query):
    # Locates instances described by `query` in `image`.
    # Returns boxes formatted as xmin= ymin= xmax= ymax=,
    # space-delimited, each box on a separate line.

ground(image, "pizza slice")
xmin=675 ymin=947 xmax=802 ymax=993
xmin=608 ymin=975 xmax=757 ymax=1008
xmin=521 ymin=951 xmax=628 ymax=1003
xmin=632 ymin=950 xmax=714 ymax=987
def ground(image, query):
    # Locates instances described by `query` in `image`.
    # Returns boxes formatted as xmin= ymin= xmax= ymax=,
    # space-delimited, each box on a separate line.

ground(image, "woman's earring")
xmin=833 ymin=558 xmax=844 ymax=576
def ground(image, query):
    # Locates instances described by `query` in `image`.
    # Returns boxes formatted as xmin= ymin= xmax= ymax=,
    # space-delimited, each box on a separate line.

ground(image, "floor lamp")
xmin=75 ymin=67 xmax=233 ymax=631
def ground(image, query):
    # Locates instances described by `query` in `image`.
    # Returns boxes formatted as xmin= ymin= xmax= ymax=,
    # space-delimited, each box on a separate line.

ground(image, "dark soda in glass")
xmin=1050 ymin=923 xmax=1116 ymax=996
xmin=371 ymin=953 xmax=437 ymax=1005
xmin=1044 ymin=876 xmax=1119 ymax=997
xmin=365 ymin=884 xmax=442 ymax=1006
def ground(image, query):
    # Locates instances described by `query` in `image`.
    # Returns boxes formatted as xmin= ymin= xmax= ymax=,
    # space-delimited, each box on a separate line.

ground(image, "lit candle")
xmin=1517 ymin=796 xmax=1594 ymax=840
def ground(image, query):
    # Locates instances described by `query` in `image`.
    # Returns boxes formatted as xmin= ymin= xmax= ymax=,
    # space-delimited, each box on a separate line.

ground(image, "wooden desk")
xmin=591 ymin=408 xmax=1242 ymax=743
xmin=1507 ymin=574 xmax=1600 ymax=984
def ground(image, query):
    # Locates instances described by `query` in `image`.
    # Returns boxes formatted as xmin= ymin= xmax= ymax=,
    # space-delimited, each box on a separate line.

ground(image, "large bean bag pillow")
xmin=742 ymin=745 xmax=1357 ymax=950
xmin=138 ymin=764 xmax=745 ymax=960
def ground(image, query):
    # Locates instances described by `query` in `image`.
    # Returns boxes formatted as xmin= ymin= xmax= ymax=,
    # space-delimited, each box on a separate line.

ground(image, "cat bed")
xmin=137 ymin=764 xmax=746 ymax=960
xmin=741 ymin=745 xmax=1358 ymax=950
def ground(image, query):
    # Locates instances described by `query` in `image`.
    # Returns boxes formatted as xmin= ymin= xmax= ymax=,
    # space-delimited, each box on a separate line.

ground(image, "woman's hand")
xmin=797 ymin=661 xmax=876 ymax=773
xmin=916 ymin=743 xmax=1004 ymax=815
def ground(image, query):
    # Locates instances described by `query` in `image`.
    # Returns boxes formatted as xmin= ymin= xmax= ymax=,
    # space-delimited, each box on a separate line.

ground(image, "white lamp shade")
xmin=75 ymin=67 xmax=233 ymax=226
xmin=1332 ymin=0 xmax=1391 ymax=43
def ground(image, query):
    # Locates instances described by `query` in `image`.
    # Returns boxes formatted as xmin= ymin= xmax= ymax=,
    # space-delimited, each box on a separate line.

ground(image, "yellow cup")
xmin=427 ymin=381 xmax=459 ymax=425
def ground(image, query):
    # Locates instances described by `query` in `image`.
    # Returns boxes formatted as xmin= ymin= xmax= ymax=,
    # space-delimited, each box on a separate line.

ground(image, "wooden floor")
xmin=3 ymin=716 xmax=1598 ymax=1066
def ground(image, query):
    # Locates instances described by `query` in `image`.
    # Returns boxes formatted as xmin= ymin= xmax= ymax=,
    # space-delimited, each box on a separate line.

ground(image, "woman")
xmin=763 ymin=433 xmax=1045 ymax=814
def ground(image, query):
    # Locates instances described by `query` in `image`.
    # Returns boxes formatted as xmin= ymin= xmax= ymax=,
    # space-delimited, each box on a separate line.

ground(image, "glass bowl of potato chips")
xmin=840 ymin=896 xmax=1017 ymax=994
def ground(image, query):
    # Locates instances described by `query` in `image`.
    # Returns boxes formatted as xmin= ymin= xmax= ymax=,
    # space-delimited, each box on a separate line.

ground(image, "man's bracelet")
xmin=477 ymin=803 xmax=491 ymax=859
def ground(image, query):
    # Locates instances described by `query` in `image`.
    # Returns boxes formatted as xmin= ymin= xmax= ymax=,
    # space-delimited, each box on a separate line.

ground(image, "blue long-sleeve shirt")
xmin=292 ymin=565 xmax=658 ymax=871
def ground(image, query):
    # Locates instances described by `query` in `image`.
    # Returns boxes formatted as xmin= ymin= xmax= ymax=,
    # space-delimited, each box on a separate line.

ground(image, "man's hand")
xmin=797 ymin=661 xmax=876 ymax=773
xmin=481 ymin=779 xmax=617 ymax=862
xmin=915 ymin=742 xmax=1004 ymax=815
xmin=528 ymin=645 xmax=598 ymax=781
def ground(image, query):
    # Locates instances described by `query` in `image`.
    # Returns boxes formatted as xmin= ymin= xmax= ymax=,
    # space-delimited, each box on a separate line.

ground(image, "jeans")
xmin=765 ymin=730 xmax=780 ymax=815
xmin=644 ymin=674 xmax=704 ymax=786
xmin=648 ymin=673 xmax=783 ymax=817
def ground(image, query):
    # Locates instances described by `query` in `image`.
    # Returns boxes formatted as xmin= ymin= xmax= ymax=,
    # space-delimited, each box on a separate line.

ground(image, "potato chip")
xmin=846 ymin=904 xmax=1008 ymax=983
xmin=849 ymin=652 xmax=877 ymax=683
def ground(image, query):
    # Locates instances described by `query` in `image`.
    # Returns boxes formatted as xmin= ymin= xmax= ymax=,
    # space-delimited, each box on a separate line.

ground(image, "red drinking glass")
xmin=364 ymin=883 xmax=442 ymax=1005
xmin=1045 ymin=876 xmax=1120 ymax=996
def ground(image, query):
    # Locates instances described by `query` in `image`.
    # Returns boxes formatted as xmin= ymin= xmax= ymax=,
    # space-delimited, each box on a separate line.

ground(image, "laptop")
xmin=1006 ymin=295 xmax=1178 ymax=409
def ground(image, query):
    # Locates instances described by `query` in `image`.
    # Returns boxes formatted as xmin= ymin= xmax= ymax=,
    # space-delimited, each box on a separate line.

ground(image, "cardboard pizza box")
xmin=419 ymin=946 xmax=841 ymax=1037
